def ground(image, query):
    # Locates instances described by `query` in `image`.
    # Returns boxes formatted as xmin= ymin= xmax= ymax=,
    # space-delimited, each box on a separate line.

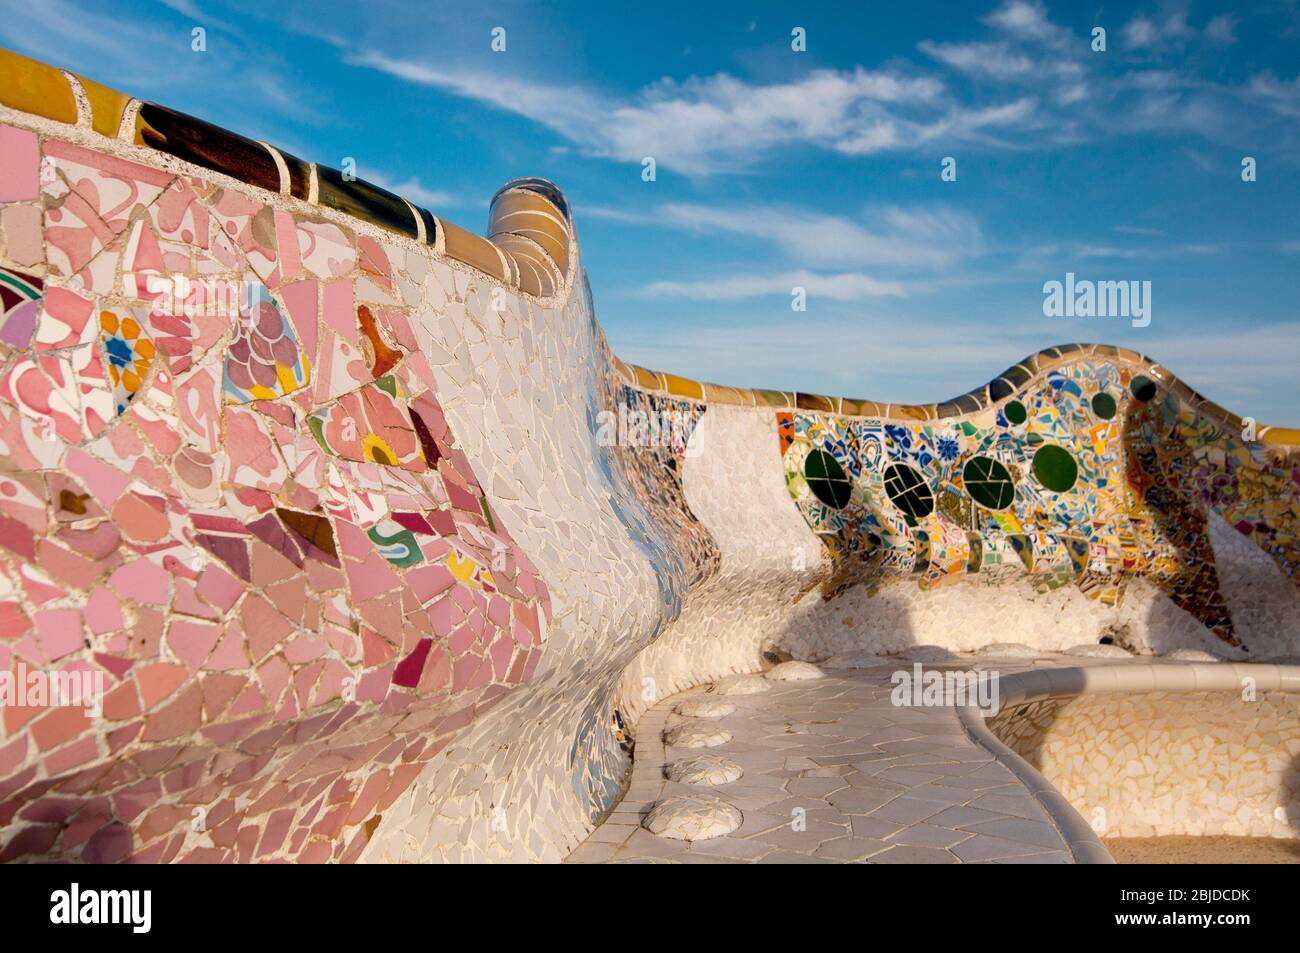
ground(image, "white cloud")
xmin=0 ymin=0 xmax=313 ymax=127
xmin=1250 ymin=73 xmax=1300 ymax=118
xmin=583 ymin=201 xmax=983 ymax=269
xmin=917 ymin=40 xmax=1037 ymax=80
xmin=336 ymin=2 xmax=1291 ymax=174
xmin=1123 ymin=10 xmax=1195 ymax=50
xmin=363 ymin=172 xmax=456 ymax=210
xmin=983 ymin=0 xmax=1070 ymax=47
xmin=1205 ymin=15 xmax=1238 ymax=44
xmin=1114 ymin=225 xmax=1166 ymax=237
xmin=1124 ymin=17 xmax=1160 ymax=49
xmin=638 ymin=271 xmax=906 ymax=301
xmin=347 ymin=47 xmax=1050 ymax=174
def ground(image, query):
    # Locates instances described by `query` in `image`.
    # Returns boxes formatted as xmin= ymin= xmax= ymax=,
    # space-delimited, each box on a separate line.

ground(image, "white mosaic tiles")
xmin=990 ymin=690 xmax=1300 ymax=839
xmin=665 ymin=756 xmax=745 ymax=786
xmin=642 ymin=795 xmax=743 ymax=841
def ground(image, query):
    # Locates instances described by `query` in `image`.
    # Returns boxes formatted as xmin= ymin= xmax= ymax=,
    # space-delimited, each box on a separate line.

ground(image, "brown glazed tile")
xmin=137 ymin=102 xmax=288 ymax=194
xmin=843 ymin=398 xmax=888 ymax=418
xmin=891 ymin=403 xmax=932 ymax=422
xmin=488 ymin=190 xmax=570 ymax=274
xmin=498 ymin=246 xmax=550 ymax=296
xmin=796 ymin=392 xmax=836 ymax=413
xmin=755 ymin=389 xmax=794 ymax=409
xmin=1261 ymin=427 xmax=1300 ymax=447
xmin=495 ymin=177 xmax=571 ymax=221
xmin=315 ymin=164 xmax=420 ymax=240
xmin=439 ymin=219 xmax=509 ymax=283
xmin=703 ymin=383 xmax=756 ymax=407
xmin=494 ymin=235 xmax=559 ymax=293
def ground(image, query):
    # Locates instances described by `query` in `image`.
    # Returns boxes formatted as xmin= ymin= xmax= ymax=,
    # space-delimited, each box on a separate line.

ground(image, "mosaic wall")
xmin=0 ymin=46 xmax=580 ymax=860
xmin=990 ymin=691 xmax=1300 ymax=838
xmin=779 ymin=359 xmax=1300 ymax=653
xmin=2 ymin=46 xmax=1299 ymax=863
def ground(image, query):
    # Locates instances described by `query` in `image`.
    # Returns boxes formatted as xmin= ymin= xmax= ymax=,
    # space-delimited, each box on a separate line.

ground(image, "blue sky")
xmin=3 ymin=0 xmax=1300 ymax=421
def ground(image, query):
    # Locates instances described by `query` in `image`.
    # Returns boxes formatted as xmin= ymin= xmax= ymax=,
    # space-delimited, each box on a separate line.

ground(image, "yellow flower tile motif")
xmin=100 ymin=309 xmax=155 ymax=414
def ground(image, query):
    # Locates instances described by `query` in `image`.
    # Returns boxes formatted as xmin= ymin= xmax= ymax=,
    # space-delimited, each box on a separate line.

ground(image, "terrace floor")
xmin=567 ymin=664 xmax=1081 ymax=864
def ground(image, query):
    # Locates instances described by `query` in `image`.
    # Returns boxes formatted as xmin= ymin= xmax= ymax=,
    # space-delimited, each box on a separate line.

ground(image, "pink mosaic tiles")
xmin=0 ymin=120 xmax=551 ymax=863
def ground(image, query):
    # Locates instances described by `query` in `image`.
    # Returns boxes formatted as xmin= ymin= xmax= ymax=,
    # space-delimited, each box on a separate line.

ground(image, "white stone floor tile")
xmin=567 ymin=670 xmax=1075 ymax=864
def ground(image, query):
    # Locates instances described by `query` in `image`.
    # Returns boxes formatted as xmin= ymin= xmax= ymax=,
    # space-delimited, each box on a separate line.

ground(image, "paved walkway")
xmin=567 ymin=667 xmax=1077 ymax=863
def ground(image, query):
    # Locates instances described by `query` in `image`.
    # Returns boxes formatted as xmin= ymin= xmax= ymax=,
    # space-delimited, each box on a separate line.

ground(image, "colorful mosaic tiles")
xmin=778 ymin=359 xmax=1300 ymax=649
xmin=3 ymin=45 xmax=1300 ymax=867
xmin=0 ymin=48 xmax=574 ymax=300
xmin=0 ymin=108 xmax=556 ymax=862
xmin=99 ymin=309 xmax=154 ymax=414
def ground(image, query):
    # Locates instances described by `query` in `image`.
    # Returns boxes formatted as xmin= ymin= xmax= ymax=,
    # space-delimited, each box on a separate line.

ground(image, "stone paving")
xmin=567 ymin=666 xmax=1080 ymax=864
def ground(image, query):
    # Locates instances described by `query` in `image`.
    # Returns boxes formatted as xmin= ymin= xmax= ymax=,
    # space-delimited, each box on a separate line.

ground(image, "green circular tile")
xmin=1130 ymin=375 xmax=1157 ymax=402
xmin=1032 ymin=444 xmax=1078 ymax=493
xmin=804 ymin=449 xmax=852 ymax=509
xmin=884 ymin=462 xmax=934 ymax=519
xmin=1004 ymin=400 xmax=1027 ymax=425
xmin=962 ymin=456 xmax=1016 ymax=510
xmin=1091 ymin=392 xmax=1117 ymax=419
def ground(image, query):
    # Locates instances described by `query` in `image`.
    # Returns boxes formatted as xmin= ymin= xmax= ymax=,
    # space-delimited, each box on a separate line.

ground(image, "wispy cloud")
xmin=638 ymin=271 xmax=906 ymax=302
xmin=1250 ymin=72 xmax=1300 ymax=118
xmin=364 ymin=172 xmax=457 ymax=210
xmin=1205 ymin=15 xmax=1239 ymax=45
xmin=1123 ymin=11 xmax=1193 ymax=50
xmin=346 ymin=47 xmax=1051 ymax=174
xmin=983 ymin=0 xmax=1072 ymax=47
xmin=584 ymin=202 xmax=983 ymax=269
xmin=340 ymin=0 xmax=1293 ymax=175
xmin=0 ymin=0 xmax=313 ymax=128
xmin=1114 ymin=225 xmax=1166 ymax=237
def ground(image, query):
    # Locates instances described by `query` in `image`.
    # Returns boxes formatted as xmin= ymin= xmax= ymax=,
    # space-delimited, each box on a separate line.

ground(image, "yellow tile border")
xmin=0 ymin=46 xmax=572 ymax=303
xmin=0 ymin=48 xmax=77 ymax=125
xmin=620 ymin=343 xmax=1300 ymax=439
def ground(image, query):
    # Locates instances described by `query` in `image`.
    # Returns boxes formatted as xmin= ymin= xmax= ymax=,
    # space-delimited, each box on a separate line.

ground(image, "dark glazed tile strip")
xmin=138 ymin=102 xmax=305 ymax=196
xmin=314 ymin=164 xmax=422 ymax=241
